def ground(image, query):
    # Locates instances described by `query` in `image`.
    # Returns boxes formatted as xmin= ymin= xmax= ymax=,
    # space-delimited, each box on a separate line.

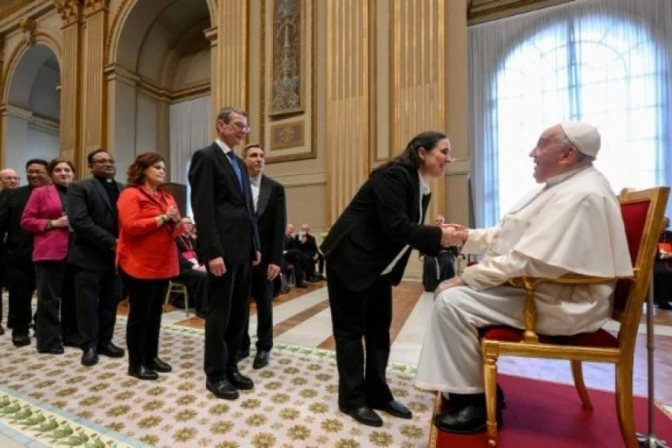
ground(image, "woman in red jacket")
xmin=117 ymin=152 xmax=184 ymax=380
xmin=21 ymin=158 xmax=79 ymax=354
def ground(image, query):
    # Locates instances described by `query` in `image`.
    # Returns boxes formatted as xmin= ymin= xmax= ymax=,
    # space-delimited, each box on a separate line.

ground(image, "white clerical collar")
xmin=546 ymin=164 xmax=591 ymax=187
xmin=215 ymin=139 xmax=233 ymax=155
xmin=250 ymin=174 xmax=261 ymax=186
xmin=418 ymin=171 xmax=431 ymax=196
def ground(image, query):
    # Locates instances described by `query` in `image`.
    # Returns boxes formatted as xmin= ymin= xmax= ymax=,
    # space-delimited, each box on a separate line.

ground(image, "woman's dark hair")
xmin=48 ymin=158 xmax=75 ymax=175
xmin=127 ymin=152 xmax=165 ymax=186
xmin=370 ymin=131 xmax=448 ymax=176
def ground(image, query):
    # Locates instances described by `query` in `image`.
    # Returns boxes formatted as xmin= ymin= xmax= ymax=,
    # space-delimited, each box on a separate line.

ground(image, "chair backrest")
xmin=613 ymin=187 xmax=669 ymax=345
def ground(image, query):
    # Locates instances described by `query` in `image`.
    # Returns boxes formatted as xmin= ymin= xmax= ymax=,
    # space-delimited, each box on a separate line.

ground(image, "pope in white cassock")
xmin=414 ymin=121 xmax=633 ymax=434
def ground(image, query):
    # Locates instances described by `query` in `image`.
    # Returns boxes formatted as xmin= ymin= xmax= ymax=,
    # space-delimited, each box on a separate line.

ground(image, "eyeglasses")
xmin=228 ymin=122 xmax=252 ymax=133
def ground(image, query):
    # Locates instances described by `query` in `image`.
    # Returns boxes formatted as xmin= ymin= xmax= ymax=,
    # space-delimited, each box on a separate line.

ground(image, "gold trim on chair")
xmin=481 ymin=186 xmax=670 ymax=448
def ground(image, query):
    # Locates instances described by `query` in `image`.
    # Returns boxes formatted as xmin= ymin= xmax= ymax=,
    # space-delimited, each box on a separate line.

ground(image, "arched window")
xmin=494 ymin=15 xmax=665 ymax=215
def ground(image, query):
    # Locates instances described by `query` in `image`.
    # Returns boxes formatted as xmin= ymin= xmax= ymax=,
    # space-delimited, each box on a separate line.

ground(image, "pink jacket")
xmin=21 ymin=185 xmax=70 ymax=262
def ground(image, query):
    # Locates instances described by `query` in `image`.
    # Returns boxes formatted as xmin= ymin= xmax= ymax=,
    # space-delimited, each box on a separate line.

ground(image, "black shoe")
xmin=150 ymin=358 xmax=172 ymax=373
xmin=435 ymin=403 xmax=502 ymax=434
xmin=81 ymin=348 xmax=99 ymax=366
xmin=659 ymin=301 xmax=672 ymax=310
xmin=372 ymin=400 xmax=412 ymax=419
xmin=206 ymin=379 xmax=239 ymax=400
xmin=236 ymin=349 xmax=250 ymax=362
xmin=340 ymin=406 xmax=383 ymax=427
xmin=128 ymin=365 xmax=158 ymax=380
xmin=12 ymin=333 xmax=30 ymax=347
xmin=446 ymin=385 xmax=507 ymax=411
xmin=226 ymin=370 xmax=254 ymax=390
xmin=296 ymin=283 xmax=308 ymax=288
xmin=98 ymin=342 xmax=125 ymax=358
xmin=253 ymin=350 xmax=270 ymax=369
xmin=38 ymin=346 xmax=64 ymax=355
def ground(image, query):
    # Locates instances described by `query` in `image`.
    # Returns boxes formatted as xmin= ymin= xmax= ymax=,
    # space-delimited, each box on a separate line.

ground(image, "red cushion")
xmin=481 ymin=326 xmax=618 ymax=348
xmin=614 ymin=200 xmax=650 ymax=312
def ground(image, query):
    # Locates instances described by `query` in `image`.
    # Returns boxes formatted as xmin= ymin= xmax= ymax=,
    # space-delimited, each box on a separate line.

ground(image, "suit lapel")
xmin=210 ymin=144 xmax=244 ymax=200
xmin=257 ymin=175 xmax=271 ymax=217
xmin=92 ymin=178 xmax=114 ymax=212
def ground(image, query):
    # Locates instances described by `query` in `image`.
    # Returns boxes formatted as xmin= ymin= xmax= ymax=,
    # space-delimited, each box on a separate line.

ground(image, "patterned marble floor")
xmin=2 ymin=281 xmax=672 ymax=446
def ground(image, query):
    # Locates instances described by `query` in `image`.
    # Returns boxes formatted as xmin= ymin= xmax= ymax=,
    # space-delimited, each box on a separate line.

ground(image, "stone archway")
xmin=106 ymin=0 xmax=215 ymax=183
xmin=2 ymin=44 xmax=61 ymax=176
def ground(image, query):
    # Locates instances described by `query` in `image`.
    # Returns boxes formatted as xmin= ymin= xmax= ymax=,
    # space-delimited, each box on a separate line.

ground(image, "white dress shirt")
xmin=381 ymin=171 xmax=431 ymax=275
xmin=250 ymin=174 xmax=261 ymax=212
xmin=215 ymin=139 xmax=234 ymax=159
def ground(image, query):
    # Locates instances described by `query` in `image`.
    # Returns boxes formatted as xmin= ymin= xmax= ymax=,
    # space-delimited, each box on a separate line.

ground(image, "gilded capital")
xmin=84 ymin=0 xmax=110 ymax=16
xmin=19 ymin=17 xmax=37 ymax=46
xmin=53 ymin=0 xmax=81 ymax=27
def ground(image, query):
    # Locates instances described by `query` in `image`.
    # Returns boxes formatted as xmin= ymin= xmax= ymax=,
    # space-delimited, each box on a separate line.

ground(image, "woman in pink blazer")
xmin=21 ymin=158 xmax=79 ymax=354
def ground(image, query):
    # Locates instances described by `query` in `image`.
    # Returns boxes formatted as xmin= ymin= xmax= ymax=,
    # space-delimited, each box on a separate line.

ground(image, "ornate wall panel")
xmin=257 ymin=0 xmax=316 ymax=164
xmin=390 ymin=0 xmax=447 ymax=222
xmin=325 ymin=0 xmax=373 ymax=224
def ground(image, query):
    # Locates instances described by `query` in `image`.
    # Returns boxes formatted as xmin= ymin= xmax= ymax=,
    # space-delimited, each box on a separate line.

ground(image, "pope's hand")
xmin=434 ymin=276 xmax=465 ymax=299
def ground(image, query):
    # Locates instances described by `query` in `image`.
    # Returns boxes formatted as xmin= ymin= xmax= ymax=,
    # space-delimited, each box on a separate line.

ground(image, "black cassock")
xmin=422 ymin=248 xmax=457 ymax=292
xmin=654 ymin=230 xmax=672 ymax=307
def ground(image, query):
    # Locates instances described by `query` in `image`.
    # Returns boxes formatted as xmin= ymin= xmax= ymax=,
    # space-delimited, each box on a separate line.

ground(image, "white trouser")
xmin=413 ymin=283 xmax=611 ymax=394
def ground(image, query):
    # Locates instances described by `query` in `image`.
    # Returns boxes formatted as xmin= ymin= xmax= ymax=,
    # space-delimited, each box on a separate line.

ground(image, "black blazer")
xmin=188 ymin=143 xmax=260 ymax=266
xmin=256 ymin=175 xmax=287 ymax=268
xmin=321 ymin=164 xmax=442 ymax=291
xmin=0 ymin=186 xmax=36 ymax=267
xmin=67 ymin=178 xmax=124 ymax=270
xmin=297 ymin=233 xmax=319 ymax=256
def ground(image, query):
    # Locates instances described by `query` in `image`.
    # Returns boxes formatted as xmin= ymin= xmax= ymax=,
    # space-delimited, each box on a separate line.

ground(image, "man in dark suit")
xmin=0 ymin=168 xmax=21 ymax=335
xmin=0 ymin=160 xmax=50 ymax=345
xmin=296 ymin=223 xmax=325 ymax=281
xmin=188 ymin=106 xmax=261 ymax=400
xmin=239 ymin=143 xmax=286 ymax=369
xmin=67 ymin=149 xmax=125 ymax=366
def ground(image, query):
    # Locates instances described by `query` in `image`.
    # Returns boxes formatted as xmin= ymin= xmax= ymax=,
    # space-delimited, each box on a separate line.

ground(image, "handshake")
xmin=440 ymin=223 xmax=467 ymax=247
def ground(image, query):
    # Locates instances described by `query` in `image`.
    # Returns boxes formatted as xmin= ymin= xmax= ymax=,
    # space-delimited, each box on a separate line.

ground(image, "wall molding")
xmin=468 ymin=0 xmax=573 ymax=25
xmin=271 ymin=171 xmax=326 ymax=188
xmin=104 ymin=63 xmax=210 ymax=102
xmin=5 ymin=104 xmax=60 ymax=135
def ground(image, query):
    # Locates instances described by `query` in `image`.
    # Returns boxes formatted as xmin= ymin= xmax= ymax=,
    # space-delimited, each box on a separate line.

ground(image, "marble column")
xmin=55 ymin=0 xmax=82 ymax=167
xmin=204 ymin=27 xmax=218 ymax=140
xmin=216 ymin=0 xmax=248 ymax=111
xmin=81 ymin=0 xmax=109 ymax=172
xmin=325 ymin=0 xmax=374 ymax=224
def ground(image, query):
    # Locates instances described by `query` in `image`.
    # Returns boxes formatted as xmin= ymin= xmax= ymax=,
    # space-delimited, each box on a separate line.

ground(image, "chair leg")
xmin=183 ymin=287 xmax=189 ymax=317
xmin=570 ymin=360 xmax=593 ymax=410
xmin=615 ymin=363 xmax=638 ymax=448
xmin=484 ymin=355 xmax=499 ymax=447
xmin=164 ymin=283 xmax=172 ymax=309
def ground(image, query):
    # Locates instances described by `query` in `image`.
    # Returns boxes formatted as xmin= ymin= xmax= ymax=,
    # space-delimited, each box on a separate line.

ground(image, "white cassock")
xmin=414 ymin=165 xmax=633 ymax=394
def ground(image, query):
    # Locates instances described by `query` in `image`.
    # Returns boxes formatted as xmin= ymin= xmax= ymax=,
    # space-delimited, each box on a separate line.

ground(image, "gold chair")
xmin=480 ymin=186 xmax=670 ymax=447
xmin=164 ymin=281 xmax=189 ymax=317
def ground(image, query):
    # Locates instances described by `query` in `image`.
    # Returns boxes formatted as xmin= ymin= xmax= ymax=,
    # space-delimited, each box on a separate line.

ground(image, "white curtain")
xmin=169 ymin=95 xmax=211 ymax=217
xmin=469 ymin=0 xmax=672 ymax=227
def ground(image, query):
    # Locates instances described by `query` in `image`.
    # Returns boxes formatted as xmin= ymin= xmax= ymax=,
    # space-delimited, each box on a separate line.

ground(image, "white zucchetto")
xmin=560 ymin=121 xmax=601 ymax=157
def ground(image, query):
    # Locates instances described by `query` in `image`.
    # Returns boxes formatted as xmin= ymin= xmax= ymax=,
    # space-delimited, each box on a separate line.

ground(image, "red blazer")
xmin=117 ymin=186 xmax=184 ymax=279
xmin=21 ymin=185 xmax=70 ymax=262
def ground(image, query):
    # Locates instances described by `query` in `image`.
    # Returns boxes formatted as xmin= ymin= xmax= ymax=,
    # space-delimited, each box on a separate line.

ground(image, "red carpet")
xmin=430 ymin=375 xmax=672 ymax=447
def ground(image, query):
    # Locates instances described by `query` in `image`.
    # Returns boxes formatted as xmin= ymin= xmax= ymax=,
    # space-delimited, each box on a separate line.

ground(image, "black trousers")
xmin=303 ymin=252 xmax=325 ymax=277
xmin=241 ymin=263 xmax=274 ymax=352
xmin=0 ymin=263 xmax=5 ymax=326
xmin=204 ymin=263 xmax=252 ymax=382
xmin=35 ymin=261 xmax=79 ymax=350
xmin=121 ymin=271 xmax=168 ymax=368
xmin=6 ymin=265 xmax=36 ymax=336
xmin=74 ymin=264 xmax=122 ymax=350
xmin=654 ymin=260 xmax=672 ymax=304
xmin=283 ymin=249 xmax=305 ymax=284
xmin=326 ymin=264 xmax=394 ymax=410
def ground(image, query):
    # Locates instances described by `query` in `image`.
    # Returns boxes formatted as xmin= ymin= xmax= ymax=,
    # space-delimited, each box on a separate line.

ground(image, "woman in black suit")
xmin=321 ymin=131 xmax=457 ymax=427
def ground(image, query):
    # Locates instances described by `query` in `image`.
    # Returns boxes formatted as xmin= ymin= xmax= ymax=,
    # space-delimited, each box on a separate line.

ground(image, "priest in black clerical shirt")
xmin=67 ymin=149 xmax=126 ymax=367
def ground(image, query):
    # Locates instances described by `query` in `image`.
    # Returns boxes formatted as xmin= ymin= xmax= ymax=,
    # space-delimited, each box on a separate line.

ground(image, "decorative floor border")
xmin=121 ymin=314 xmax=421 ymax=378
xmin=0 ymin=386 xmax=149 ymax=448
